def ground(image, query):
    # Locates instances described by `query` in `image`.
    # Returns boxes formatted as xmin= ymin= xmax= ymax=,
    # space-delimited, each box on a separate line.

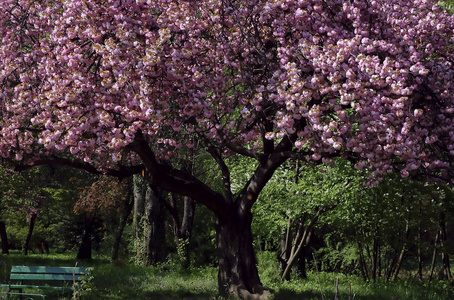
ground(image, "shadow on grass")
xmin=273 ymin=288 xmax=384 ymax=300
xmin=87 ymin=289 xmax=217 ymax=300
xmin=274 ymin=289 xmax=374 ymax=300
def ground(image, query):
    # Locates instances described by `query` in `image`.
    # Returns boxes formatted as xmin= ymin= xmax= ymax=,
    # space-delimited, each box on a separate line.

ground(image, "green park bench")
xmin=0 ymin=266 xmax=92 ymax=300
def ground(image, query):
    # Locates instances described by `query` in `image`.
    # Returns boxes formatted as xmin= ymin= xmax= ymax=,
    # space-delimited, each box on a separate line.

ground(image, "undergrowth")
xmin=0 ymin=251 xmax=452 ymax=299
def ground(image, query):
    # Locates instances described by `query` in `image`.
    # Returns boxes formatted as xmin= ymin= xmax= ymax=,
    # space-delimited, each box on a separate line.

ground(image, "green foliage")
xmin=72 ymin=267 xmax=94 ymax=300
xmin=440 ymin=0 xmax=454 ymax=11
xmin=187 ymin=204 xmax=217 ymax=267
xmin=0 ymin=166 xmax=55 ymax=250
xmin=248 ymin=158 xmax=366 ymax=250
xmin=256 ymin=251 xmax=282 ymax=284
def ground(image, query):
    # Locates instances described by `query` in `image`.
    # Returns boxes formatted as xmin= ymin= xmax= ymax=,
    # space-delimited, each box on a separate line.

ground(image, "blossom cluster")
xmin=1 ymin=0 xmax=454 ymax=181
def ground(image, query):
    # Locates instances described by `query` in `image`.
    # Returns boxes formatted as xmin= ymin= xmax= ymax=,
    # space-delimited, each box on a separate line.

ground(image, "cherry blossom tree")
xmin=2 ymin=0 xmax=454 ymax=298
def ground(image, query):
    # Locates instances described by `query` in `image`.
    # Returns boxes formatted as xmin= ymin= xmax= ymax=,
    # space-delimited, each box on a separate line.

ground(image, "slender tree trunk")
xmin=278 ymin=159 xmax=300 ymax=279
xmin=23 ymin=213 xmax=37 ymax=255
xmin=371 ymin=238 xmax=379 ymax=282
xmin=0 ymin=221 xmax=9 ymax=255
xmin=133 ymin=174 xmax=146 ymax=264
xmin=281 ymin=214 xmax=317 ymax=281
xmin=111 ymin=180 xmax=134 ymax=261
xmin=216 ymin=210 xmax=271 ymax=300
xmin=171 ymin=195 xmax=196 ymax=269
xmin=278 ymin=217 xmax=293 ymax=279
xmin=385 ymin=255 xmax=398 ymax=282
xmin=392 ymin=209 xmax=411 ymax=281
xmin=428 ymin=231 xmax=440 ymax=282
xmin=377 ymin=242 xmax=382 ymax=278
xmin=280 ymin=200 xmax=338 ymax=281
xmin=357 ymin=242 xmax=369 ymax=281
xmin=439 ymin=212 xmax=452 ymax=280
xmin=417 ymin=199 xmax=423 ymax=281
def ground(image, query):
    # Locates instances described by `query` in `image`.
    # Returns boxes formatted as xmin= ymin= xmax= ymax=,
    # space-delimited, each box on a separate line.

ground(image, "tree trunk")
xmin=371 ymin=238 xmax=379 ymax=282
xmin=392 ymin=208 xmax=411 ymax=281
xmin=0 ymin=221 xmax=9 ymax=255
xmin=144 ymin=186 xmax=167 ymax=265
xmin=357 ymin=242 xmax=369 ymax=281
xmin=439 ymin=212 xmax=452 ymax=280
xmin=133 ymin=174 xmax=146 ymax=264
xmin=133 ymin=175 xmax=166 ymax=266
xmin=129 ymin=130 xmax=291 ymax=299
xmin=77 ymin=218 xmax=93 ymax=260
xmin=279 ymin=200 xmax=338 ymax=281
xmin=428 ymin=231 xmax=440 ymax=282
xmin=281 ymin=215 xmax=315 ymax=281
xmin=23 ymin=213 xmax=37 ymax=255
xmin=417 ymin=199 xmax=423 ymax=281
xmin=216 ymin=210 xmax=271 ymax=300
xmin=111 ymin=180 xmax=134 ymax=261
xmin=278 ymin=217 xmax=293 ymax=279
xmin=170 ymin=194 xmax=196 ymax=269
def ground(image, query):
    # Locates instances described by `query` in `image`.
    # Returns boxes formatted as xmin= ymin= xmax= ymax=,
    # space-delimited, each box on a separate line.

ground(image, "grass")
xmin=263 ymin=272 xmax=454 ymax=300
xmin=0 ymin=251 xmax=453 ymax=299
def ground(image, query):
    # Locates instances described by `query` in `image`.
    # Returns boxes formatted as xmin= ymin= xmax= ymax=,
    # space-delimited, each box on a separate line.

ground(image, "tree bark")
xmin=0 ymin=221 xmax=9 ymax=255
xmin=145 ymin=186 xmax=167 ymax=265
xmin=133 ymin=175 xmax=167 ymax=265
xmin=111 ymin=180 xmax=134 ymax=261
xmin=216 ymin=209 xmax=271 ymax=300
xmin=23 ymin=213 xmax=37 ymax=256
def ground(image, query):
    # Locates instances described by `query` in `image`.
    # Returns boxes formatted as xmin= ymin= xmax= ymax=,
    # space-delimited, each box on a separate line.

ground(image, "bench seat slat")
xmin=10 ymin=274 xmax=81 ymax=281
xmin=0 ymin=291 xmax=45 ymax=299
xmin=0 ymin=284 xmax=73 ymax=291
xmin=11 ymin=266 xmax=88 ymax=275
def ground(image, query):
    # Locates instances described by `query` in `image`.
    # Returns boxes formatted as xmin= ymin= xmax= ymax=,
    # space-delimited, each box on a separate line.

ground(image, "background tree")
xmin=132 ymin=174 xmax=167 ymax=266
xmin=75 ymin=175 xmax=133 ymax=261
xmin=0 ymin=166 xmax=54 ymax=255
xmin=2 ymin=1 xmax=454 ymax=298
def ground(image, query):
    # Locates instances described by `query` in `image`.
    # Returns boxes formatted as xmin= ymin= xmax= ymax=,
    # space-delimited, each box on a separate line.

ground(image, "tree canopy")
xmin=2 ymin=0 xmax=454 ymax=298
xmin=1 ymin=0 xmax=454 ymax=181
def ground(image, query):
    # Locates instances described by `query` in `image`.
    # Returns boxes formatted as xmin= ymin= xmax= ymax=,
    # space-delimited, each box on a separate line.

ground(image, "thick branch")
xmin=129 ymin=131 xmax=229 ymax=219
xmin=237 ymin=151 xmax=288 ymax=216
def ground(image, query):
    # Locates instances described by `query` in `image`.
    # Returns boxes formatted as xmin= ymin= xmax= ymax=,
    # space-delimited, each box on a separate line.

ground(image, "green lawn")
xmin=0 ymin=252 xmax=452 ymax=299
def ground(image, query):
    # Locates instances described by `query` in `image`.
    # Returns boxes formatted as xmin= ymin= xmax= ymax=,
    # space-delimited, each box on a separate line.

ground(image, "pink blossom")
xmin=0 ymin=0 xmax=451 ymax=183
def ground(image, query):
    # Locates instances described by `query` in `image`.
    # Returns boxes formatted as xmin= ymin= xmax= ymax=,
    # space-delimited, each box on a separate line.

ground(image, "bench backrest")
xmin=10 ymin=266 xmax=90 ymax=282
